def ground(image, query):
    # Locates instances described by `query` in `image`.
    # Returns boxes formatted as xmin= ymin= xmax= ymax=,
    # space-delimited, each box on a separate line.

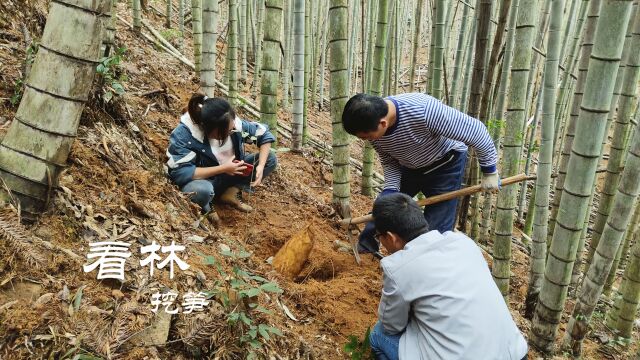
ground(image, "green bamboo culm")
xmin=457 ymin=0 xmax=492 ymax=232
xmin=553 ymin=0 xmax=588 ymax=161
xmin=282 ymin=0 xmax=292 ymax=107
xmin=479 ymin=0 xmax=520 ymax=244
xmin=133 ymin=0 xmax=141 ymax=31
xmin=469 ymin=0 xmax=512 ymax=239
xmin=0 ymin=0 xmax=111 ymax=219
xmin=613 ymin=230 xmax=640 ymax=337
xmin=558 ymin=0 xmax=580 ymax=63
xmin=361 ymin=0 xmax=390 ymax=197
xmin=384 ymin=0 xmax=396 ymax=97
xmin=192 ymin=0 xmax=203 ymax=75
xmin=549 ymin=0 xmax=601 ymax=240
xmin=530 ymin=0 xmax=634 ymax=354
xmin=604 ymin=192 xmax=640 ymax=297
xmin=609 ymin=196 xmax=640 ymax=335
xmin=450 ymin=0 xmax=472 ymax=105
xmin=291 ymin=0 xmax=305 ymax=151
xmin=253 ymin=0 xmax=266 ymax=97
xmin=564 ymin=10 xmax=639 ymax=354
xmin=200 ymin=0 xmax=219 ymax=97
xmin=302 ymin=0 xmax=311 ymax=145
xmin=409 ymin=0 xmax=424 ymax=92
xmin=239 ymin=0 xmax=248 ymax=82
xmin=178 ymin=0 xmax=185 ymax=50
xmin=524 ymin=0 xmax=563 ymax=319
xmin=364 ymin=0 xmax=378 ymax=94
xmin=317 ymin=1 xmax=330 ymax=109
xmin=571 ymin=3 xmax=638 ymax=291
xmin=431 ymin=0 xmax=446 ymax=99
xmin=227 ymin=0 xmax=239 ymax=106
xmin=104 ymin=0 xmax=117 ymax=56
xmin=490 ymin=0 xmax=539 ymax=300
xmin=329 ymin=0 xmax=351 ymax=218
xmin=259 ymin=0 xmax=284 ymax=142
xmin=166 ymin=0 xmax=173 ymax=28
xmin=459 ymin=8 xmax=477 ymax=113
xmin=587 ymin=2 xmax=639 ymax=264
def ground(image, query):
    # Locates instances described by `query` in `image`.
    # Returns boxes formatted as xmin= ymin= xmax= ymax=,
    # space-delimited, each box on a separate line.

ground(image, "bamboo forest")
xmin=2 ymin=0 xmax=640 ymax=358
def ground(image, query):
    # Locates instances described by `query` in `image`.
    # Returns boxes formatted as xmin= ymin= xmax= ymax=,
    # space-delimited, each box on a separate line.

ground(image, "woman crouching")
xmin=166 ymin=94 xmax=277 ymax=224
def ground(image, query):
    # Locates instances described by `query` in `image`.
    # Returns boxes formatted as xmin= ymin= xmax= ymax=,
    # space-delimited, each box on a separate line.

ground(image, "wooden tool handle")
xmin=340 ymin=173 xmax=535 ymax=227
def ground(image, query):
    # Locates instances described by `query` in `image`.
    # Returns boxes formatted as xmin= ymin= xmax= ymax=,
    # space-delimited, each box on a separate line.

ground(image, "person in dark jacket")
xmin=166 ymin=94 xmax=277 ymax=224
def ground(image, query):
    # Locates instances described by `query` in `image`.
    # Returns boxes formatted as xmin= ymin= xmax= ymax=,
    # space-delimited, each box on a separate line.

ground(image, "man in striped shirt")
xmin=342 ymin=93 xmax=500 ymax=254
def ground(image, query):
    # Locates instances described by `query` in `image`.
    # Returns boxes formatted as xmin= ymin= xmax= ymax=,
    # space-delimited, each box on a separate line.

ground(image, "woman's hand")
xmin=223 ymin=157 xmax=247 ymax=176
xmin=251 ymin=164 xmax=265 ymax=187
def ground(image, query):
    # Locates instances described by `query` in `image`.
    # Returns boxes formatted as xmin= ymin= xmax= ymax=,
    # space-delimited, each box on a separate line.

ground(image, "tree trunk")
xmin=0 ymin=0 xmax=110 ymax=220
xmin=530 ymin=0 xmax=634 ymax=353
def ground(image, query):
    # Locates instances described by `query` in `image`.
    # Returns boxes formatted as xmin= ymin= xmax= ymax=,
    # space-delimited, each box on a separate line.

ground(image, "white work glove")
xmin=481 ymin=171 xmax=501 ymax=192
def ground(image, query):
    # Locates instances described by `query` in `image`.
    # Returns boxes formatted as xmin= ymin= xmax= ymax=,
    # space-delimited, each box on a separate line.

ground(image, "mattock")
xmin=339 ymin=173 xmax=535 ymax=262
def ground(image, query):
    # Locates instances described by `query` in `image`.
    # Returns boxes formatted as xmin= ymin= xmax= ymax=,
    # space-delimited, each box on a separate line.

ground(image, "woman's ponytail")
xmin=184 ymin=95 xmax=235 ymax=142
xmin=187 ymin=93 xmax=207 ymax=125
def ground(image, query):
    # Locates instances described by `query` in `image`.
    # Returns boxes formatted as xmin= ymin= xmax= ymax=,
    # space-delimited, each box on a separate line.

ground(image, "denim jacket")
xmin=166 ymin=113 xmax=276 ymax=187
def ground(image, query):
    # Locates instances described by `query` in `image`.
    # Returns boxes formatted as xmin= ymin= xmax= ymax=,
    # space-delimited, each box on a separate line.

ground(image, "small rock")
xmin=33 ymin=293 xmax=54 ymax=307
xmin=58 ymin=285 xmax=70 ymax=301
xmin=33 ymin=227 xmax=54 ymax=240
xmin=111 ymin=289 xmax=124 ymax=300
xmin=196 ymin=270 xmax=207 ymax=283
xmin=186 ymin=234 xmax=205 ymax=243
xmin=131 ymin=310 xmax=172 ymax=346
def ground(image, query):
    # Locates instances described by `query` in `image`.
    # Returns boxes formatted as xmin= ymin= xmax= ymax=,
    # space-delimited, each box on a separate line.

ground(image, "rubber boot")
xmin=219 ymin=186 xmax=253 ymax=212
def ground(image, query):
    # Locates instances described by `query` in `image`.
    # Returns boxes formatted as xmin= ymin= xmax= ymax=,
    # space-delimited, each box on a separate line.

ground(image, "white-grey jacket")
xmin=378 ymin=230 xmax=528 ymax=360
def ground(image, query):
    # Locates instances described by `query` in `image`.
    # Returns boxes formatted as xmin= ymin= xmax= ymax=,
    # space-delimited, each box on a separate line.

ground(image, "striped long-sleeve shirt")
xmin=372 ymin=93 xmax=498 ymax=191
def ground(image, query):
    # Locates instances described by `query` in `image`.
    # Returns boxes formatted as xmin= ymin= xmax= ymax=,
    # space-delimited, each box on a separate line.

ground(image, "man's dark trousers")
xmin=359 ymin=150 xmax=468 ymax=253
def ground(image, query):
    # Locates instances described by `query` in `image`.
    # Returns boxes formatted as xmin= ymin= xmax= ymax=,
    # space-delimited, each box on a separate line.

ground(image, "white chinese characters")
xmin=84 ymin=240 xmax=190 ymax=280
xmin=83 ymin=241 xmax=132 ymax=280
xmin=150 ymin=290 xmax=210 ymax=314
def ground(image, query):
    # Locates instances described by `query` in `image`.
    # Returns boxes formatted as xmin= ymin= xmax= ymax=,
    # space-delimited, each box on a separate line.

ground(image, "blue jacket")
xmin=166 ymin=113 xmax=276 ymax=187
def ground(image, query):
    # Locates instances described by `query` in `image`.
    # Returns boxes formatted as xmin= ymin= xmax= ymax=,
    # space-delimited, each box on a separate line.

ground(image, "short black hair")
xmin=342 ymin=93 xmax=388 ymax=135
xmin=372 ymin=193 xmax=429 ymax=242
